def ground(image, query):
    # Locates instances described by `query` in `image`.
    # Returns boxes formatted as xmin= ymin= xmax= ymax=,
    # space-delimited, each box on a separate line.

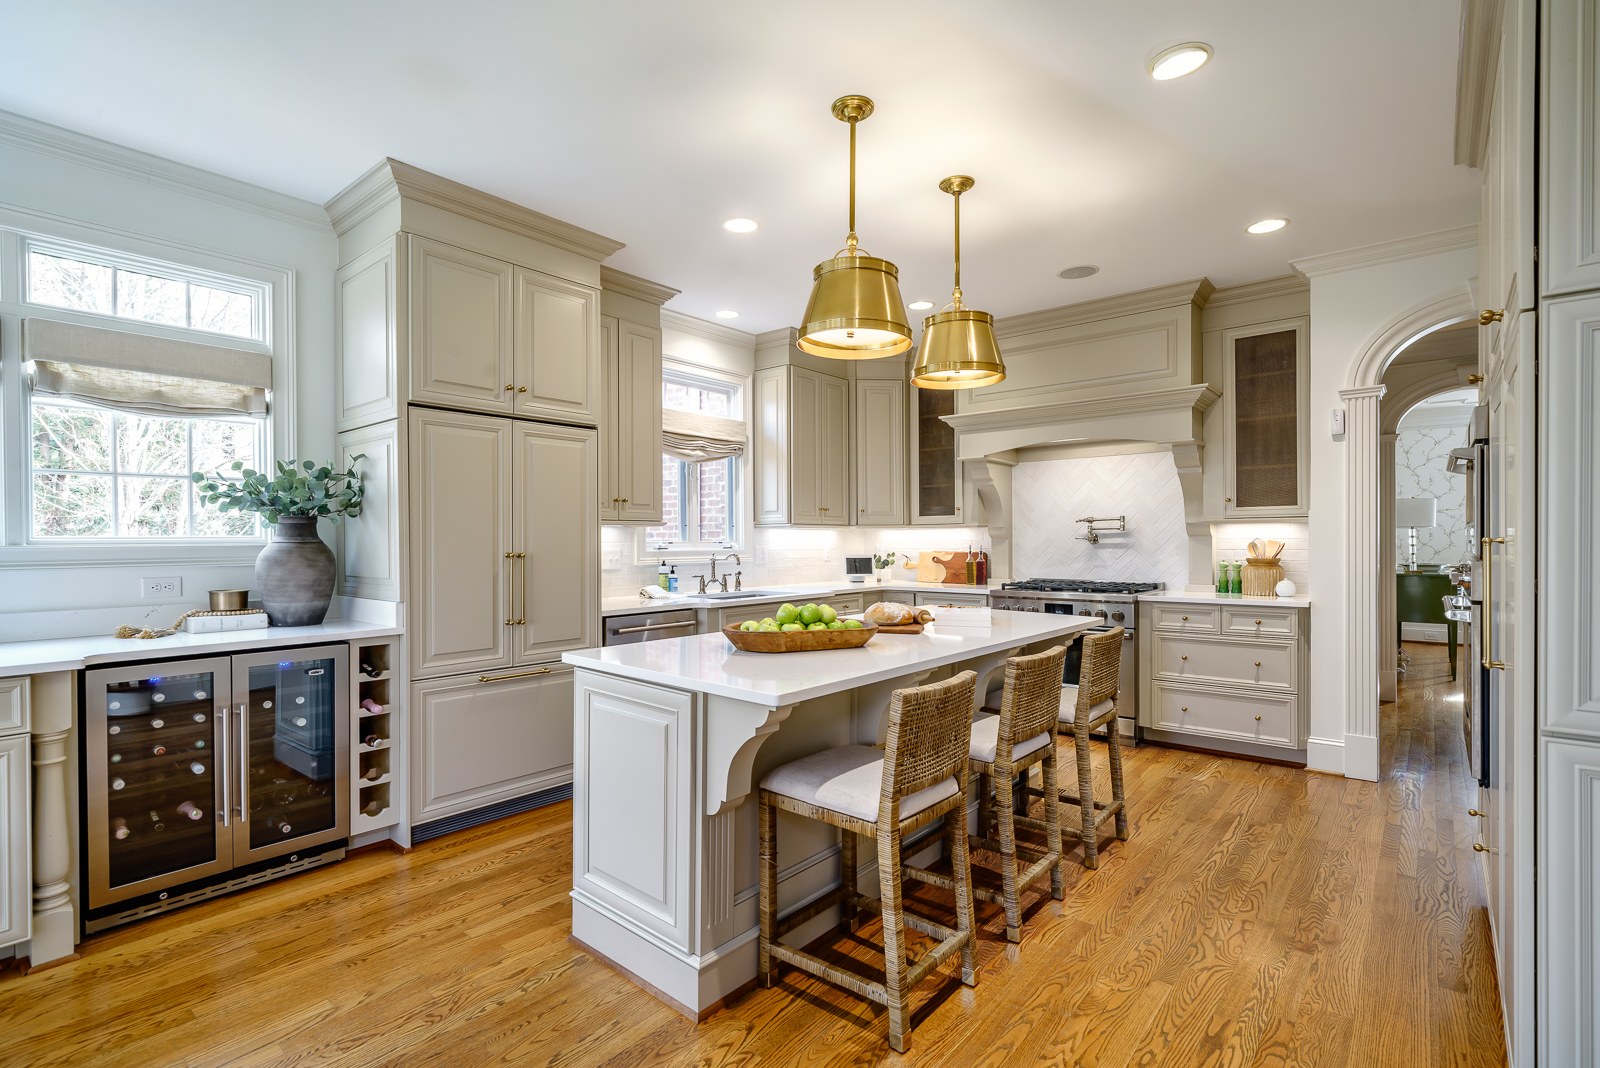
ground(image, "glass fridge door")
xmin=84 ymin=658 xmax=234 ymax=908
xmin=230 ymin=646 xmax=349 ymax=862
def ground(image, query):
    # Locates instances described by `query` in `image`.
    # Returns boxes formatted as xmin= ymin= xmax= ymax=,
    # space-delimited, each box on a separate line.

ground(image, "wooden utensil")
xmin=721 ymin=622 xmax=879 ymax=653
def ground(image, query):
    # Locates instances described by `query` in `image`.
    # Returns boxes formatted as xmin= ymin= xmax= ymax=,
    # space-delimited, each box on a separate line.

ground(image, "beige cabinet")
xmin=914 ymin=591 xmax=988 ymax=607
xmin=601 ymin=317 xmax=663 ymax=524
xmin=754 ymin=366 xmax=848 ymax=526
xmin=513 ymin=267 xmax=601 ymax=424
xmin=335 ymin=237 xmax=402 ymax=431
xmin=336 ymin=419 xmax=403 ymax=602
xmin=855 ymin=379 xmax=906 ymax=525
xmin=0 ymin=677 xmax=28 ymax=950
xmin=1221 ymin=318 xmax=1309 ymax=518
xmin=409 ymin=237 xmax=516 ymax=415
xmin=410 ymin=664 xmax=575 ymax=824
xmin=512 ymin=421 xmax=600 ymax=661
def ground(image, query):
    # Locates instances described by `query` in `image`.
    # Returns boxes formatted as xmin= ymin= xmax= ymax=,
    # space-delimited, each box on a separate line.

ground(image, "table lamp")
xmin=1395 ymin=496 xmax=1438 ymax=572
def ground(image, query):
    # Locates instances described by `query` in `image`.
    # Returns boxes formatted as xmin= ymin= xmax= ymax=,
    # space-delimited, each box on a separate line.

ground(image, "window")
xmin=642 ymin=372 xmax=741 ymax=553
xmin=31 ymin=399 xmax=262 ymax=539
xmin=27 ymin=247 xmax=261 ymax=340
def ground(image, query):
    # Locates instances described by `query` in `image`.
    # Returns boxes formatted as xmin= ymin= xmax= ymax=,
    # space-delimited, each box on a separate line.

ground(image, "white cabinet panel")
xmin=337 ymin=420 xmax=403 ymax=602
xmin=855 ymin=379 xmax=906 ymax=525
xmin=513 ymin=422 xmax=599 ymax=662
xmin=0 ymin=678 xmax=28 ymax=735
xmin=753 ymin=367 xmax=788 ymax=526
xmin=1539 ymin=738 xmax=1600 ymax=1067
xmin=1149 ymin=604 xmax=1221 ymax=633
xmin=1150 ymin=682 xmax=1297 ymax=748
xmin=411 ymin=666 xmax=575 ymax=824
xmin=1546 ymin=0 xmax=1600 ymax=295
xmin=335 ymin=238 xmax=401 ymax=431
xmin=408 ymin=237 xmax=514 ymax=414
xmin=913 ymin=592 xmax=987 ymax=607
xmin=1221 ymin=318 xmax=1309 ymax=518
xmin=0 ymin=735 xmax=26 ymax=949
xmin=788 ymin=367 xmax=848 ymax=526
xmin=408 ymin=409 xmax=512 ymax=678
xmin=1221 ymin=607 xmax=1300 ymax=638
xmin=613 ymin=320 xmax=663 ymax=524
xmin=513 ymin=267 xmax=599 ymax=424
xmin=1154 ymin=634 xmax=1296 ymax=692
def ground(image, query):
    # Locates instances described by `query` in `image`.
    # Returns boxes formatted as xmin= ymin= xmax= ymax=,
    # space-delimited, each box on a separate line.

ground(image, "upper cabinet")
xmin=752 ymin=363 xmax=849 ymax=527
xmin=597 ymin=267 xmax=678 ymax=525
xmin=514 ymin=267 xmax=601 ymax=423
xmin=855 ymin=379 xmax=906 ymax=525
xmin=910 ymin=385 xmax=962 ymax=525
xmin=409 ymin=237 xmax=516 ymax=414
xmin=1220 ymin=317 xmax=1309 ymax=518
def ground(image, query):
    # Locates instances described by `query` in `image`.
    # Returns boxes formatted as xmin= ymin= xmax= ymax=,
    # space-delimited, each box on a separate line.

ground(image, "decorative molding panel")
xmin=661 ymin=309 xmax=757 ymax=347
xmin=1205 ymin=274 xmax=1309 ymax=309
xmin=600 ymin=265 xmax=680 ymax=307
xmin=1453 ymin=0 xmax=1506 ymax=168
xmin=1539 ymin=740 xmax=1600 ymax=1067
xmin=1291 ymin=226 xmax=1479 ymax=278
xmin=1340 ymin=385 xmax=1387 ymax=781
xmin=992 ymin=278 xmax=1214 ymax=336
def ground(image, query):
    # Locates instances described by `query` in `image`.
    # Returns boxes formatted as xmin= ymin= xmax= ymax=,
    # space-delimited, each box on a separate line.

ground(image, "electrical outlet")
xmin=823 ymin=548 xmax=832 ymax=563
xmin=753 ymin=547 xmax=768 ymax=566
xmin=141 ymin=576 xmax=182 ymax=599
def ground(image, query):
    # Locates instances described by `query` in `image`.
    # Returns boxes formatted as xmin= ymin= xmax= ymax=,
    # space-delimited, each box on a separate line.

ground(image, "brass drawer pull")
xmin=1482 ymin=536 xmax=1507 ymax=669
xmin=1469 ymin=809 xmax=1483 ymax=817
xmin=478 ymin=667 xmax=553 ymax=683
xmin=1479 ymin=309 xmax=1503 ymax=325
xmin=1473 ymin=843 xmax=1488 ymax=852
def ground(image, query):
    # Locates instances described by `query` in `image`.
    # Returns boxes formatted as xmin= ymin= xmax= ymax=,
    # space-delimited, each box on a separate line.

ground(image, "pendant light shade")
xmin=912 ymin=175 xmax=1006 ymax=390
xmin=798 ymin=96 xmax=912 ymax=359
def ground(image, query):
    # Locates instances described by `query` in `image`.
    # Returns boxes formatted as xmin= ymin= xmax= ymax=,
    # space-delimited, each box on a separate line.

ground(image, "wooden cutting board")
xmin=874 ymin=623 xmax=924 ymax=634
xmin=915 ymin=551 xmax=976 ymax=585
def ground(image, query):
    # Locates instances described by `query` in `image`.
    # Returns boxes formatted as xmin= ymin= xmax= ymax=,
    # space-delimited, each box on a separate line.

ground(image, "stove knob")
xmin=1111 ymin=611 xmax=1125 ymax=622
xmin=1079 ymin=609 xmax=1092 ymax=616
xmin=1094 ymin=609 xmax=1108 ymax=620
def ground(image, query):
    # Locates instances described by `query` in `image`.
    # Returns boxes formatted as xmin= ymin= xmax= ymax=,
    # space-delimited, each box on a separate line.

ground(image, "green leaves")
xmin=191 ymin=454 xmax=366 ymax=526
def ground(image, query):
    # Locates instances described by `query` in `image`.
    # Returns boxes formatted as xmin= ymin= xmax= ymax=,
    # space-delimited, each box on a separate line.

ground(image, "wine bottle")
xmin=111 ymin=777 xmax=125 ymax=791
xmin=176 ymin=800 xmax=205 ymax=821
xmin=360 ymin=698 xmax=383 ymax=714
xmin=362 ymin=733 xmax=381 ymax=746
xmin=110 ymin=753 xmax=122 ymax=764
xmin=149 ymin=810 xmax=166 ymax=832
xmin=152 ymin=745 xmax=167 ymax=756
xmin=189 ymin=761 xmax=206 ymax=776
xmin=359 ymin=661 xmax=382 ymax=678
xmin=150 ymin=718 xmax=164 ymax=729
xmin=108 ymin=725 xmax=121 ymax=735
xmin=111 ymin=817 xmax=130 ymax=840
xmin=277 ymin=822 xmax=292 ymax=835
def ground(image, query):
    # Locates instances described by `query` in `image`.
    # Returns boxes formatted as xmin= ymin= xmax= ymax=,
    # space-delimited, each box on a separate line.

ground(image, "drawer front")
xmin=1154 ymin=635 xmax=1296 ymax=692
xmin=914 ymin=592 xmax=987 ymax=607
xmin=1150 ymin=604 xmax=1221 ymax=633
xmin=1151 ymin=683 xmax=1298 ymax=748
xmin=822 ymin=593 xmax=865 ymax=615
xmin=0 ymin=678 xmax=27 ymax=735
xmin=1222 ymin=607 xmax=1299 ymax=637
xmin=715 ymin=601 xmax=786 ymax=630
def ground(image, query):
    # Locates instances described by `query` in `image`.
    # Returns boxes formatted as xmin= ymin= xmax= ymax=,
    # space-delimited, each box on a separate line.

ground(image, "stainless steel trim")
xmin=217 ymin=709 xmax=229 ymax=828
xmin=613 ymin=621 xmax=698 ymax=635
xmin=236 ymin=704 xmax=248 ymax=824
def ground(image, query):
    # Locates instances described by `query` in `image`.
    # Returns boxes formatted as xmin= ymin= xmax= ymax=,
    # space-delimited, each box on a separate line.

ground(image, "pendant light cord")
xmin=847 ymin=117 xmax=858 ymax=250
xmin=952 ymin=190 xmax=962 ymax=306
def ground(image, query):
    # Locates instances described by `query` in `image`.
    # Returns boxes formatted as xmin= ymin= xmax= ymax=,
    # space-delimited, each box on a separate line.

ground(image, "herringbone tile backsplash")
xmin=1013 ymin=454 xmax=1190 ymax=588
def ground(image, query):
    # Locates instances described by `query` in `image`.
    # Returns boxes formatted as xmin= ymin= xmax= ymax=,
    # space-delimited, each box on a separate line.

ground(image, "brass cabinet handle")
xmin=1482 ymin=536 xmax=1507 ymax=669
xmin=1473 ymin=843 xmax=1488 ymax=852
xmin=478 ymin=667 xmax=552 ymax=683
xmin=1469 ymin=809 xmax=1483 ymax=817
xmin=514 ymin=552 xmax=527 ymax=625
xmin=1479 ymin=309 xmax=1503 ymax=325
xmin=504 ymin=551 xmax=516 ymax=625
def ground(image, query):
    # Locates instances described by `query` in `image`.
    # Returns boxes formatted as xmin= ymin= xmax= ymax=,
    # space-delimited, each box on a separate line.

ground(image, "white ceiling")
xmin=0 ymin=1 xmax=1480 ymax=333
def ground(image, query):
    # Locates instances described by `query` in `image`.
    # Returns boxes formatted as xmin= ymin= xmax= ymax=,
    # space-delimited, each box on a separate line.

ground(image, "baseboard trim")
xmin=569 ymin=934 xmax=757 ymax=1022
xmin=18 ymin=952 xmax=80 ymax=976
xmin=346 ymin=838 xmax=409 ymax=858
xmin=411 ymin=783 xmax=573 ymax=844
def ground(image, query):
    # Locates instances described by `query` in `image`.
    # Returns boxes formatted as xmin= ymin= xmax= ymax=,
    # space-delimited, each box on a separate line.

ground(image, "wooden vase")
xmin=1241 ymin=557 xmax=1284 ymax=598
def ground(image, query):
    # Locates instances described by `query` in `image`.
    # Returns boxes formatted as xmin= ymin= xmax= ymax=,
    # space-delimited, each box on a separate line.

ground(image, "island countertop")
xmin=562 ymin=611 xmax=1099 ymax=706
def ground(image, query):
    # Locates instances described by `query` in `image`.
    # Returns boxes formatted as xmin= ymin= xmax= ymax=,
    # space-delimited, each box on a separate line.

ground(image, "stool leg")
xmin=977 ymin=770 xmax=992 ymax=843
xmin=1044 ymin=746 xmax=1063 ymax=901
xmin=995 ymin=758 xmax=1021 ymax=943
xmin=878 ymin=813 xmax=910 ymax=1053
xmin=839 ymin=829 xmax=858 ymax=934
xmin=1107 ymin=719 xmax=1128 ymax=843
xmin=1075 ymin=721 xmax=1098 ymax=870
xmin=949 ymin=776 xmax=978 ymax=987
xmin=758 ymin=792 xmax=777 ymax=987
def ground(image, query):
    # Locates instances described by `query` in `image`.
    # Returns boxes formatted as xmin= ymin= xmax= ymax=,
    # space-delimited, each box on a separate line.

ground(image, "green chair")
xmin=1396 ymin=572 xmax=1457 ymax=680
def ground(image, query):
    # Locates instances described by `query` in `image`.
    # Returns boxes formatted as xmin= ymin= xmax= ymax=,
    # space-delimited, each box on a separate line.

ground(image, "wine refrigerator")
xmin=83 ymin=645 xmax=349 ymax=932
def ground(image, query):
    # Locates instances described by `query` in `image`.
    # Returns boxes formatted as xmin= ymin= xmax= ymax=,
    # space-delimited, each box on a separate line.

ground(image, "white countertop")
xmin=601 ymin=580 xmax=1004 ymax=618
xmin=0 ymin=619 xmax=405 ymax=676
xmin=1140 ymin=589 xmax=1311 ymax=609
xmin=563 ymin=611 xmax=1098 ymax=705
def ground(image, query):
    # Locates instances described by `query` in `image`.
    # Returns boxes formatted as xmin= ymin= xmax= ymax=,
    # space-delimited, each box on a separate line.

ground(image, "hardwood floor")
xmin=0 ymin=641 xmax=1505 ymax=1067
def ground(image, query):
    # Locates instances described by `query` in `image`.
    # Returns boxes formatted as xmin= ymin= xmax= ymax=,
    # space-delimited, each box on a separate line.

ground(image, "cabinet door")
xmin=408 ymin=237 xmax=514 ymax=415
xmin=911 ymin=385 xmax=961 ymax=524
xmin=855 ymin=380 xmax=906 ymax=525
xmin=819 ymin=371 xmax=849 ymax=524
xmin=752 ymin=367 xmax=788 ymax=525
xmin=1150 ymin=682 xmax=1298 ymax=747
xmin=599 ymin=316 xmax=619 ymax=521
xmin=336 ymin=237 xmax=401 ymax=432
xmin=513 ymin=267 xmax=600 ymax=424
xmin=513 ymin=422 xmax=599 ymax=663
xmin=409 ymin=409 xmax=513 ymax=678
xmin=1223 ymin=319 xmax=1309 ymax=518
xmin=411 ymin=665 xmax=575 ymax=825
xmin=336 ymin=420 xmax=402 ymax=602
xmin=613 ymin=321 xmax=663 ymax=523
xmin=0 ymin=734 xmax=27 ymax=948
xmin=790 ymin=367 xmax=848 ymax=525
xmin=1538 ymin=738 xmax=1600 ymax=1068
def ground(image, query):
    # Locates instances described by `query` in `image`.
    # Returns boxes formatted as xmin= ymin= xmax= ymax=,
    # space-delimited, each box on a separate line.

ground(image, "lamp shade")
xmin=1394 ymin=497 xmax=1438 ymax=528
xmin=911 ymin=308 xmax=1006 ymax=389
xmin=798 ymin=254 xmax=912 ymax=358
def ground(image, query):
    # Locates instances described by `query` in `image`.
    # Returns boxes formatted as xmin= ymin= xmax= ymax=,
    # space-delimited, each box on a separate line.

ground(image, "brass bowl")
xmin=209 ymin=589 xmax=250 ymax=611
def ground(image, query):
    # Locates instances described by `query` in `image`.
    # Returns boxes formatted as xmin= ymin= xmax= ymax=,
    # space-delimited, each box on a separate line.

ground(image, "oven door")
xmin=1061 ymin=624 xmax=1136 ymax=717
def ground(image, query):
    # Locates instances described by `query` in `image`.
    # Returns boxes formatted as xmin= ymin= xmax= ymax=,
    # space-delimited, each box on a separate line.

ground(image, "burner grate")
xmin=1001 ymin=578 xmax=1162 ymax=595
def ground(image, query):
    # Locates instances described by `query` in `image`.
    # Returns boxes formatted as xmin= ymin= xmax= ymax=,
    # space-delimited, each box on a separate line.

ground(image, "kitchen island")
xmin=561 ymin=610 xmax=1098 ymax=1018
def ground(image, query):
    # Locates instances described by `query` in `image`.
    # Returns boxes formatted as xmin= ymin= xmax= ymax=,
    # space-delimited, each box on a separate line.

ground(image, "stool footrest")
xmin=767 ymin=943 xmax=889 ymax=1005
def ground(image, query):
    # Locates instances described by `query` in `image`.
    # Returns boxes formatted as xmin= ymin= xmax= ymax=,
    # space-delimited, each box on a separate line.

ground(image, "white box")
xmin=183 ymin=612 xmax=269 ymax=633
xmin=923 ymin=605 xmax=992 ymax=626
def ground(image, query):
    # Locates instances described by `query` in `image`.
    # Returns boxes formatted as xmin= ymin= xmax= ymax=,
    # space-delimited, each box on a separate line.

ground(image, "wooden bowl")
xmin=721 ymin=622 xmax=878 ymax=653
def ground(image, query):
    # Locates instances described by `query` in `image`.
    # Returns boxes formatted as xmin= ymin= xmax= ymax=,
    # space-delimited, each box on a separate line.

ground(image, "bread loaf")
xmin=864 ymin=602 xmax=936 ymax=626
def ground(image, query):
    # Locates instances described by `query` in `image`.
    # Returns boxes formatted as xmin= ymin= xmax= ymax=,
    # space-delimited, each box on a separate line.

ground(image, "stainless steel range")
xmin=993 ymin=579 xmax=1164 ymax=738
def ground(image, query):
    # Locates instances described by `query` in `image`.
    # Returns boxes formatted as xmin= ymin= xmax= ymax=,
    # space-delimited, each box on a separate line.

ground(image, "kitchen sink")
xmin=685 ymin=590 xmax=785 ymax=600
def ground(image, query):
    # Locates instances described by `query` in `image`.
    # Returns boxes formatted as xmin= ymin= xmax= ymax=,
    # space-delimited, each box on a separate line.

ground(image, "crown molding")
xmin=660 ymin=309 xmax=756 ymax=347
xmin=324 ymin=158 xmax=626 ymax=262
xmin=1454 ymin=0 xmax=1505 ymax=168
xmin=994 ymin=278 xmax=1215 ymax=338
xmin=0 ymin=107 xmax=330 ymax=232
xmin=1205 ymin=274 xmax=1308 ymax=309
xmin=755 ymin=327 xmax=799 ymax=349
xmin=600 ymin=265 xmax=680 ymax=306
xmin=943 ymin=383 xmax=1221 ymax=435
xmin=1292 ymin=225 xmax=1478 ymax=279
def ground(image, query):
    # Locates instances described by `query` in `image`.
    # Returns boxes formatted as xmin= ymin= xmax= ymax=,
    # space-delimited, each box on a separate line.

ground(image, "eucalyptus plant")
xmin=873 ymin=551 xmax=896 ymax=570
xmin=191 ymin=457 xmax=365 ymax=526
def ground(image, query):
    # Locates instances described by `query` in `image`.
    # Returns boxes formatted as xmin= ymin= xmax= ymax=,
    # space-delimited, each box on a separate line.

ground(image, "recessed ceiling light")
xmin=1057 ymin=265 xmax=1100 ymax=280
xmin=908 ymin=300 xmax=935 ymax=310
xmin=1147 ymin=42 xmax=1212 ymax=81
xmin=1247 ymin=218 xmax=1289 ymax=234
xmin=722 ymin=218 xmax=759 ymax=233
xmin=714 ymin=310 xmax=741 ymax=319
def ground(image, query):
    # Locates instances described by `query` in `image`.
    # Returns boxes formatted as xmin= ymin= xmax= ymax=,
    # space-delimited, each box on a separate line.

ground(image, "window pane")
xmin=117 ymin=476 xmax=186 ymax=537
xmin=116 ymin=269 xmax=187 ymax=327
xmin=191 ymin=484 xmax=258 ymax=537
xmin=698 ymin=458 xmax=730 ymax=543
xmin=32 ymin=404 xmax=111 ymax=471
xmin=190 ymin=284 xmax=255 ymax=338
xmin=643 ymin=456 xmax=686 ymax=544
xmin=33 ymin=473 xmax=111 ymax=537
xmin=29 ymin=251 xmax=113 ymax=314
xmin=193 ymin=419 xmax=256 ymax=474
xmin=662 ymin=380 xmax=731 ymax=416
xmin=117 ymin=414 xmax=189 ymax=474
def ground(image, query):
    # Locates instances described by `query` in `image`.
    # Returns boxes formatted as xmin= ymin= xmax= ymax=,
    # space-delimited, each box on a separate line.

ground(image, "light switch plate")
xmin=1329 ymin=408 xmax=1346 ymax=437
xmin=141 ymin=576 xmax=182 ymax=599
xmin=753 ymin=547 xmax=768 ymax=566
xmin=600 ymin=547 xmax=622 ymax=571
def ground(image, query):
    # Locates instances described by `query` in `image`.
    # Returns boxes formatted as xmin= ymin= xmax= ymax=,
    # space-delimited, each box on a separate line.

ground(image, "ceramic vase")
xmin=255 ymin=516 xmax=335 ymax=626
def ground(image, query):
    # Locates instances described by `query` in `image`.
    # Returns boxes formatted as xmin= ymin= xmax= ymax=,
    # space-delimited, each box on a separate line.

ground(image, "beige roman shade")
xmin=23 ymin=317 xmax=272 ymax=419
xmin=662 ymin=407 xmax=745 ymax=464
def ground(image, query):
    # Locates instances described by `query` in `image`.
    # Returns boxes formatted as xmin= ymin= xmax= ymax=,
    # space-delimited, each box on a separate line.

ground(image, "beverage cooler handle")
xmin=236 ymin=704 xmax=249 ymax=823
xmin=216 ymin=708 xmax=229 ymax=827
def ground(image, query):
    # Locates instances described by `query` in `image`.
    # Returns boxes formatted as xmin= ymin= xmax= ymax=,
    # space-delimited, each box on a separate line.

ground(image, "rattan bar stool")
xmin=758 ymin=671 xmax=980 ymax=1053
xmin=1021 ymin=627 xmax=1128 ymax=869
xmin=909 ymin=645 xmax=1066 ymax=943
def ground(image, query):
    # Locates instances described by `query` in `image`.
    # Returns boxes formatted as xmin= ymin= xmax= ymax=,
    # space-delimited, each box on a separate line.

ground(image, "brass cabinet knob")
xmin=1479 ymin=309 xmax=1503 ymax=325
xmin=1473 ymin=843 xmax=1488 ymax=852
xmin=1225 ymin=497 xmax=1232 ymax=503
xmin=1180 ymin=707 xmax=1187 ymax=712
xmin=1255 ymin=661 xmax=1261 ymax=667
xmin=1181 ymin=655 xmax=1188 ymax=660
xmin=1182 ymin=615 xmax=1188 ymax=621
xmin=1468 ymin=374 xmax=1484 ymax=385
xmin=504 ymin=384 xmax=514 ymax=391
xmin=1255 ymin=715 xmax=1262 ymax=721
xmin=621 ymin=498 xmax=628 ymax=503
xmin=1469 ymin=809 xmax=1483 ymax=817
xmin=1255 ymin=620 xmax=1263 ymax=626
xmin=517 ymin=386 xmax=528 ymax=393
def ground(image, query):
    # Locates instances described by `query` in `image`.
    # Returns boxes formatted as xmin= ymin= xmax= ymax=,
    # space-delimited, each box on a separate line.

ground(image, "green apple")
xmin=781 ymin=622 xmax=804 ymax=632
xmin=807 ymin=622 xmax=827 ymax=630
xmin=799 ymin=604 xmax=822 ymax=626
xmin=739 ymin=621 xmax=758 ymax=631
xmin=759 ymin=622 xmax=781 ymax=632
xmin=819 ymin=605 xmax=838 ymax=624
xmin=826 ymin=621 xmax=847 ymax=630
xmin=760 ymin=617 xmax=777 ymax=627
xmin=775 ymin=603 xmax=800 ymax=625
xmin=842 ymin=618 xmax=863 ymax=629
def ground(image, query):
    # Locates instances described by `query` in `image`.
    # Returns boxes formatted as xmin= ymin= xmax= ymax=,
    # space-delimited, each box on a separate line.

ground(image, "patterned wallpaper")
xmin=1395 ymin=425 xmax=1469 ymax=565
xmin=1013 ymin=453 xmax=1189 ymax=588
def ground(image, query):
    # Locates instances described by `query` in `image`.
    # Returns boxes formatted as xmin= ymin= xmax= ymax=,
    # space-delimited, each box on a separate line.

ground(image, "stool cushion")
xmin=1059 ymin=684 xmax=1116 ymax=722
xmin=761 ymin=744 xmax=958 ymax=824
xmin=968 ymin=713 xmax=1051 ymax=765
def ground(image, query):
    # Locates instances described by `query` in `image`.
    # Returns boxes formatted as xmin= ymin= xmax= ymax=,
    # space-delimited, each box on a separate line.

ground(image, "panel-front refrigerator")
xmin=83 ymin=645 xmax=349 ymax=932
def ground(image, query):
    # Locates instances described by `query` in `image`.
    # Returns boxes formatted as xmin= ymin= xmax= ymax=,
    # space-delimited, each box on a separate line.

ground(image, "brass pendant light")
xmin=911 ymin=175 xmax=1006 ymax=390
xmin=798 ymin=96 xmax=913 ymax=359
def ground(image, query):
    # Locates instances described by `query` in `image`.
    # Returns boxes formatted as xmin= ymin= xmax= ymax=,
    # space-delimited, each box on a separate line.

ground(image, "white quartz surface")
xmin=0 ymin=619 xmax=405 ymax=676
xmin=563 ymin=611 xmax=1098 ymax=705
xmin=1140 ymin=589 xmax=1312 ymax=609
xmin=601 ymin=580 xmax=1004 ymax=617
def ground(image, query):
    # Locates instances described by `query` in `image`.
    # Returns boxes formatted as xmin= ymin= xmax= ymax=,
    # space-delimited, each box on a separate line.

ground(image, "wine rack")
xmin=352 ymin=640 xmax=401 ymax=834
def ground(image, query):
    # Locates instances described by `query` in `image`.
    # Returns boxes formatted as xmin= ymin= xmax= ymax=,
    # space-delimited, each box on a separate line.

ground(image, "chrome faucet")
xmin=709 ymin=553 xmax=741 ymax=586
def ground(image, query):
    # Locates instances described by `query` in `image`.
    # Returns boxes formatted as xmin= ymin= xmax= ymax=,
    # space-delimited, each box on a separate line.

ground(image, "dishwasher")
xmin=604 ymin=609 xmax=699 ymax=646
